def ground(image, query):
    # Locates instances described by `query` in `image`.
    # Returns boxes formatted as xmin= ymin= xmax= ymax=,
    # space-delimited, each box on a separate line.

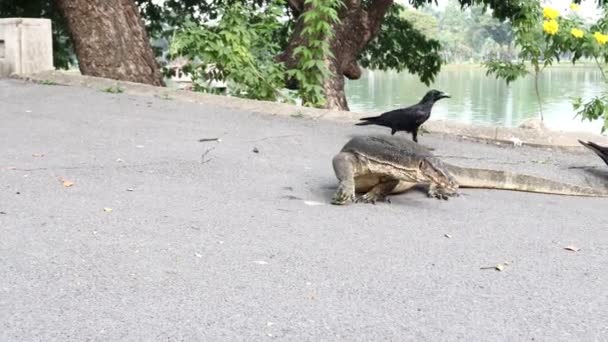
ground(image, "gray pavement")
xmin=1 ymin=78 xmax=607 ymax=341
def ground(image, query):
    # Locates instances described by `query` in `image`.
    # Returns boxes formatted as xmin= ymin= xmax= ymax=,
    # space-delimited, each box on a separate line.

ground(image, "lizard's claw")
xmin=428 ymin=186 xmax=458 ymax=200
xmin=331 ymin=183 xmax=355 ymax=205
xmin=356 ymin=191 xmax=389 ymax=204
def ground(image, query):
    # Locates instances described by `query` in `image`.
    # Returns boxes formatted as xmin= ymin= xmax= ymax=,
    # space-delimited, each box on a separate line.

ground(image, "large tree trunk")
xmin=279 ymin=0 xmax=393 ymax=110
xmin=55 ymin=0 xmax=164 ymax=86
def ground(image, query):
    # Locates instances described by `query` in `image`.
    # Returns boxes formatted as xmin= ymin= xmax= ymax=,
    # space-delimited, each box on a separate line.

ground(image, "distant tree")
xmin=400 ymin=7 xmax=440 ymax=38
xmin=421 ymin=0 xmax=513 ymax=63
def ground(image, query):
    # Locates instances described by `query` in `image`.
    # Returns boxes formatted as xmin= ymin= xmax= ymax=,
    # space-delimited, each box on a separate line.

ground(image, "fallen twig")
xmin=245 ymin=134 xmax=302 ymax=143
xmin=198 ymin=137 xmax=221 ymax=142
xmin=201 ymin=147 xmax=216 ymax=164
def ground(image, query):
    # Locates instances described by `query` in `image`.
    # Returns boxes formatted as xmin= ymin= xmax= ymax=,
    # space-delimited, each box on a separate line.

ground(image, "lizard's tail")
xmin=446 ymin=165 xmax=608 ymax=197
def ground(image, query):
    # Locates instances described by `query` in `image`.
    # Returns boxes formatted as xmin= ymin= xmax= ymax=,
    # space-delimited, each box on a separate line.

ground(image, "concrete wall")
xmin=0 ymin=18 xmax=54 ymax=77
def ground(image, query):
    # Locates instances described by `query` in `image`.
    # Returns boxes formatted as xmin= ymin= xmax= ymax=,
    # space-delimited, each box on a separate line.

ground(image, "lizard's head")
xmin=420 ymin=158 xmax=459 ymax=195
xmin=421 ymin=89 xmax=450 ymax=103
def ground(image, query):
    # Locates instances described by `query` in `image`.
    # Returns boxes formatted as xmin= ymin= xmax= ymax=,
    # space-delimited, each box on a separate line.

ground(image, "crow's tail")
xmin=355 ymin=116 xmax=380 ymax=126
xmin=579 ymin=140 xmax=607 ymax=153
xmin=578 ymin=140 xmax=608 ymax=166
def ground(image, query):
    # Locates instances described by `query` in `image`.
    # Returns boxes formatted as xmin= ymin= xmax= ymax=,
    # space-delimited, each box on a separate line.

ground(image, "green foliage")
xmin=136 ymin=0 xmax=271 ymax=37
xmin=484 ymin=1 xmax=608 ymax=131
xmin=167 ymin=0 xmax=340 ymax=107
xmin=484 ymin=61 xmax=527 ymax=84
xmin=135 ymin=0 xmax=294 ymax=60
xmin=286 ymin=0 xmax=342 ymax=107
xmin=484 ymin=1 xmax=562 ymax=122
xmin=429 ymin=0 xmax=514 ymax=63
xmin=360 ymin=4 xmax=442 ymax=86
xmin=482 ymin=2 xmax=544 ymax=99
xmin=390 ymin=1 xmax=514 ymax=65
xmin=410 ymin=0 xmax=606 ymax=21
xmin=170 ymin=2 xmax=287 ymax=101
xmin=573 ymin=95 xmax=608 ymax=133
xmin=400 ymin=7 xmax=439 ymax=37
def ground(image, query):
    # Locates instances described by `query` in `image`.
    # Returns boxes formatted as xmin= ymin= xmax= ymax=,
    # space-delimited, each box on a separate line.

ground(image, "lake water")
xmin=345 ymin=66 xmax=606 ymax=133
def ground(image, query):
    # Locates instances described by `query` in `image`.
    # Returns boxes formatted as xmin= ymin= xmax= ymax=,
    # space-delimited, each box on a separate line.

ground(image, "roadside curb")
xmin=14 ymin=70 xmax=608 ymax=149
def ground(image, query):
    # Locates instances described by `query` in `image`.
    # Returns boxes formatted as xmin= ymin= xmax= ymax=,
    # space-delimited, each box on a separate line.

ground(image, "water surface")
xmin=345 ymin=66 xmax=606 ymax=133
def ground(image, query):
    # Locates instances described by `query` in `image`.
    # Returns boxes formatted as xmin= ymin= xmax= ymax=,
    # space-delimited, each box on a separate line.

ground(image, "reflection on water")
xmin=345 ymin=66 xmax=605 ymax=133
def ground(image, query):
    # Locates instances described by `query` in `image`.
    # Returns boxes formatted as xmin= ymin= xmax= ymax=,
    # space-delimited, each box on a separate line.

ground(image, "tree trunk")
xmin=279 ymin=0 xmax=393 ymax=110
xmin=55 ymin=0 xmax=164 ymax=86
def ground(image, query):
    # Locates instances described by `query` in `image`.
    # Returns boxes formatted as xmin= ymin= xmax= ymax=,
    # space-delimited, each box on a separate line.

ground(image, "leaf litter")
xmin=59 ymin=177 xmax=74 ymax=187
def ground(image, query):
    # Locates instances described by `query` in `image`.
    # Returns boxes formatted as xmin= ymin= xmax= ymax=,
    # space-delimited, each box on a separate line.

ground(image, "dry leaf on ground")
xmin=59 ymin=178 xmax=74 ymax=187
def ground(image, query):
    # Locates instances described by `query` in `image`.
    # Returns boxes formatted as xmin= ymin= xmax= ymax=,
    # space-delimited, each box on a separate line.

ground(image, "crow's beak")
xmin=439 ymin=92 xmax=451 ymax=99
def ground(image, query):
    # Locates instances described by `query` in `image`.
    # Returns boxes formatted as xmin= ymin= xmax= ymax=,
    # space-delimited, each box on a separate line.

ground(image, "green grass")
xmin=39 ymin=79 xmax=59 ymax=85
xmin=290 ymin=112 xmax=305 ymax=119
xmin=102 ymin=85 xmax=124 ymax=94
xmin=156 ymin=93 xmax=172 ymax=100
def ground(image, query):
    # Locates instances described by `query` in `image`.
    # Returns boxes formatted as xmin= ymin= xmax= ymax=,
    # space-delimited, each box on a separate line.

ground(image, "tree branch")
xmin=344 ymin=0 xmax=362 ymax=8
xmin=343 ymin=61 xmax=362 ymax=79
xmin=367 ymin=0 xmax=394 ymax=27
xmin=287 ymin=0 xmax=304 ymax=17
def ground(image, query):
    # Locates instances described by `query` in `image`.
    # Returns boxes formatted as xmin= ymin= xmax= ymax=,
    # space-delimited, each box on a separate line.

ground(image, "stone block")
xmin=0 ymin=18 xmax=54 ymax=77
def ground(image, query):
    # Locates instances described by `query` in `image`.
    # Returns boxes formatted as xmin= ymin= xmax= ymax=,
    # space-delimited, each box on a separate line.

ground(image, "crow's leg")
xmin=412 ymin=127 xmax=419 ymax=143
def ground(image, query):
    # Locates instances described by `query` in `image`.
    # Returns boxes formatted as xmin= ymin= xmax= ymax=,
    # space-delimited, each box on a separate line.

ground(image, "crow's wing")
xmin=372 ymin=103 xmax=431 ymax=128
xmin=398 ymin=103 xmax=432 ymax=125
xmin=378 ymin=107 xmax=406 ymax=118
xmin=414 ymin=108 xmax=431 ymax=125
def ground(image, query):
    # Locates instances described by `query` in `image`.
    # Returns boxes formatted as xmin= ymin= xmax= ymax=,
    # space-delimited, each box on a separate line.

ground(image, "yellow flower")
xmin=594 ymin=32 xmax=608 ymax=45
xmin=570 ymin=3 xmax=580 ymax=11
xmin=543 ymin=6 xmax=560 ymax=19
xmin=571 ymin=28 xmax=584 ymax=38
xmin=543 ymin=20 xmax=559 ymax=35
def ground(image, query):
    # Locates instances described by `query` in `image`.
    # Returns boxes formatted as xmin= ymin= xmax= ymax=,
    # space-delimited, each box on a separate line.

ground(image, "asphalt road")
xmin=1 ymin=79 xmax=607 ymax=341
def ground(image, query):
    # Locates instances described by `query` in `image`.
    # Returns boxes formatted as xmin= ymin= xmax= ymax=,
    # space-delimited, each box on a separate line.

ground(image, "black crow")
xmin=578 ymin=140 xmax=608 ymax=166
xmin=355 ymin=89 xmax=450 ymax=142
